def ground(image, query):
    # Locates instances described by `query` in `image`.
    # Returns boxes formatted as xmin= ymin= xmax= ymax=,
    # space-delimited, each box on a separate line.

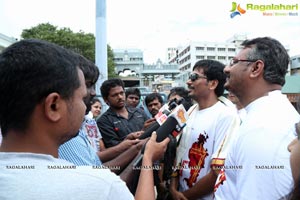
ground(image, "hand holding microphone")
xmin=143 ymin=132 xmax=170 ymax=162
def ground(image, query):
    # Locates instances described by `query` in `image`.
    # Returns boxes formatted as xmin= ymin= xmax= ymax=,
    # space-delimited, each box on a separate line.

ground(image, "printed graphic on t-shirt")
xmin=181 ymin=132 xmax=209 ymax=188
xmin=86 ymin=124 xmax=99 ymax=139
xmin=84 ymin=118 xmax=101 ymax=151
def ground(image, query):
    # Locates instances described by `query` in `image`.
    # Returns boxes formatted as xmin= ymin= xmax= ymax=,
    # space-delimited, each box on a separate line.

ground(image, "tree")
xmin=107 ymin=45 xmax=118 ymax=78
xmin=21 ymin=23 xmax=117 ymax=78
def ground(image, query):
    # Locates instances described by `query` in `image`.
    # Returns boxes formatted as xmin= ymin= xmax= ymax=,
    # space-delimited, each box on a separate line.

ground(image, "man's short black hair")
xmin=0 ymin=39 xmax=81 ymax=136
xmin=144 ymin=93 xmax=163 ymax=106
xmin=193 ymin=59 xmax=226 ymax=97
xmin=241 ymin=37 xmax=289 ymax=86
xmin=100 ymin=78 xmax=125 ymax=99
xmin=125 ymin=88 xmax=141 ymax=99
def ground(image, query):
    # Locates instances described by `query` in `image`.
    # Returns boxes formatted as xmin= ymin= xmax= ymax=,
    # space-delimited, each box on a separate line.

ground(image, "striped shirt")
xmin=58 ymin=120 xmax=102 ymax=166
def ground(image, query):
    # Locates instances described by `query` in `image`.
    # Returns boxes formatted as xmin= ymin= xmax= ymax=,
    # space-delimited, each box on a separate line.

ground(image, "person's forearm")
xmin=169 ymin=175 xmax=179 ymax=191
xmin=102 ymin=145 xmax=140 ymax=174
xmin=182 ymin=170 xmax=217 ymax=199
xmin=97 ymin=144 xmax=124 ymax=163
xmin=119 ymin=152 xmax=141 ymax=193
xmin=135 ymin=155 xmax=155 ymax=200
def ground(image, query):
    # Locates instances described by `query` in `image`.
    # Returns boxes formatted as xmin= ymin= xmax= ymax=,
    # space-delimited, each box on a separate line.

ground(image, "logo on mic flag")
xmin=155 ymin=111 xmax=168 ymax=125
xmin=171 ymin=104 xmax=188 ymax=128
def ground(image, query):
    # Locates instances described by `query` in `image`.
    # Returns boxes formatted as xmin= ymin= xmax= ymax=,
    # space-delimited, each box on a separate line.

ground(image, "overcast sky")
xmin=1 ymin=0 xmax=299 ymax=63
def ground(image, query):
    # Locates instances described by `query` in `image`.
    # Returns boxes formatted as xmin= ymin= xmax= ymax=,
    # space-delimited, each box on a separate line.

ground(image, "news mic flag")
xmin=139 ymin=103 xmax=188 ymax=140
xmin=139 ymin=102 xmax=172 ymax=140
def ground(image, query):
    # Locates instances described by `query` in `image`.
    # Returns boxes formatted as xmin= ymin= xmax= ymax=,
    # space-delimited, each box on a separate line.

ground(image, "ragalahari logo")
xmin=230 ymin=2 xmax=246 ymax=18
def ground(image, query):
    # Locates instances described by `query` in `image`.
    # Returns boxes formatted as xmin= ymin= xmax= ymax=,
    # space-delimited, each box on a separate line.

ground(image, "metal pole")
xmin=95 ymin=0 xmax=107 ymax=95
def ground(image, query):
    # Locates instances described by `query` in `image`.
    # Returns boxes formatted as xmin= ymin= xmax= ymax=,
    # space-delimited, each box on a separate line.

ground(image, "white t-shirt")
xmin=83 ymin=114 xmax=102 ymax=151
xmin=237 ymin=108 xmax=247 ymax=123
xmin=176 ymin=101 xmax=238 ymax=200
xmin=215 ymin=91 xmax=300 ymax=200
xmin=0 ymin=152 xmax=134 ymax=200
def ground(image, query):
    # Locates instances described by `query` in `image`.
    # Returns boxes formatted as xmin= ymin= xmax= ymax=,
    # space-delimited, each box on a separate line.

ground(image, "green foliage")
xmin=107 ymin=45 xmax=118 ymax=78
xmin=21 ymin=23 xmax=116 ymax=77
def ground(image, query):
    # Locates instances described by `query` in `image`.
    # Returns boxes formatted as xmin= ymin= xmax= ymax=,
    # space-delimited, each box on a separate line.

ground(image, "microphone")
xmin=139 ymin=98 xmax=184 ymax=140
xmin=138 ymin=122 xmax=160 ymax=140
xmin=155 ymin=104 xmax=188 ymax=142
xmin=154 ymin=116 xmax=178 ymax=142
xmin=133 ymin=104 xmax=188 ymax=167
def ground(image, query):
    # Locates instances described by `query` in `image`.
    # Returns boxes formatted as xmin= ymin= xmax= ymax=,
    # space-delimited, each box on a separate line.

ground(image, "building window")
xmin=217 ymin=48 xmax=226 ymax=52
xmin=196 ymin=47 xmax=204 ymax=51
xmin=228 ymin=48 xmax=236 ymax=52
xmin=207 ymin=47 xmax=215 ymax=51
xmin=114 ymin=58 xmax=123 ymax=61
xmin=207 ymin=56 xmax=215 ymax=59
xmin=218 ymin=56 xmax=226 ymax=60
xmin=130 ymin=57 xmax=143 ymax=61
xmin=196 ymin=56 xmax=205 ymax=60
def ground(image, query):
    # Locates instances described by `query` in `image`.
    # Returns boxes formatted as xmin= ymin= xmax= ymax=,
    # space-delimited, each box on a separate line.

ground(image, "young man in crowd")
xmin=145 ymin=92 xmax=164 ymax=118
xmin=170 ymin=59 xmax=238 ymax=200
xmin=126 ymin=87 xmax=142 ymax=108
xmin=168 ymin=86 xmax=194 ymax=111
xmin=97 ymin=78 xmax=152 ymax=148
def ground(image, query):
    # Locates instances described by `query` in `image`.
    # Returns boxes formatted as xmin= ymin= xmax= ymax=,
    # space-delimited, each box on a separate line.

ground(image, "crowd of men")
xmin=0 ymin=36 xmax=300 ymax=200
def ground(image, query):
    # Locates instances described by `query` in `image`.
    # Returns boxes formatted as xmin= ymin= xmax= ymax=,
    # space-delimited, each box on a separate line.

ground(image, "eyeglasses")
xmin=229 ymin=58 xmax=257 ymax=67
xmin=189 ymin=73 xmax=207 ymax=82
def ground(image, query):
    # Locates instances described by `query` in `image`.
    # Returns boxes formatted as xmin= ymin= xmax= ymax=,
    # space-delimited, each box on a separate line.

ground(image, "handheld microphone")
xmin=139 ymin=122 xmax=160 ymax=140
xmin=133 ymin=104 xmax=188 ymax=167
xmin=139 ymin=98 xmax=184 ymax=140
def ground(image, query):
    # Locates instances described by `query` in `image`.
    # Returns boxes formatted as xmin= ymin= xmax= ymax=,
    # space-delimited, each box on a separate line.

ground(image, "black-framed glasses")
xmin=189 ymin=73 xmax=207 ymax=82
xmin=229 ymin=58 xmax=257 ymax=67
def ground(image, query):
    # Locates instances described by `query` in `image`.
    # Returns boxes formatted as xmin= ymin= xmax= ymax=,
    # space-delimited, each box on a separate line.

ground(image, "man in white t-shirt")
xmin=214 ymin=37 xmax=300 ymax=199
xmin=169 ymin=59 xmax=239 ymax=200
xmin=0 ymin=39 xmax=169 ymax=200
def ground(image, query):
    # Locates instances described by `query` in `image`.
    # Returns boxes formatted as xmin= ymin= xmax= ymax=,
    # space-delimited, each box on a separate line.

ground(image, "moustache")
xmin=118 ymin=100 xmax=125 ymax=103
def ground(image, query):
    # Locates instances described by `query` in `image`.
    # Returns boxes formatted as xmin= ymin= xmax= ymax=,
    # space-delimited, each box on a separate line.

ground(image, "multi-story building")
xmin=166 ymin=47 xmax=177 ymax=62
xmin=168 ymin=34 xmax=247 ymax=86
xmin=0 ymin=33 xmax=17 ymax=53
xmin=290 ymin=55 xmax=300 ymax=75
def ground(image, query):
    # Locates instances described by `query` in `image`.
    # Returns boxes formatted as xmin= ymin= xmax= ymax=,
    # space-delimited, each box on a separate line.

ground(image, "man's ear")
xmin=209 ymin=79 xmax=219 ymax=90
xmin=103 ymin=97 xmax=110 ymax=106
xmin=44 ymin=93 xmax=63 ymax=122
xmin=250 ymin=60 xmax=264 ymax=78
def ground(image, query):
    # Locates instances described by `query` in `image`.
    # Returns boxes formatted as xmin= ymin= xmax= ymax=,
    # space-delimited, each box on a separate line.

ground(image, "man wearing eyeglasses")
xmin=169 ymin=59 xmax=238 ymax=200
xmin=214 ymin=37 xmax=300 ymax=199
